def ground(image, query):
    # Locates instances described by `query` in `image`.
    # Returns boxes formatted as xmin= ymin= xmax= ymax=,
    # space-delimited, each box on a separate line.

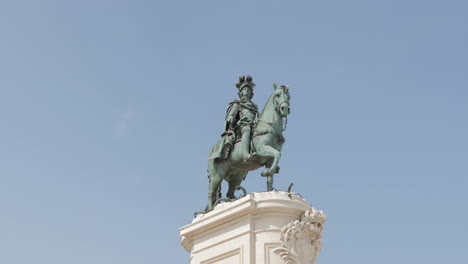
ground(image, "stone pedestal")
xmin=179 ymin=191 xmax=325 ymax=264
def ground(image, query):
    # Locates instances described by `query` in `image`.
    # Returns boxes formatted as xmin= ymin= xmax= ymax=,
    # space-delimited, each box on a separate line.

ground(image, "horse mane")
xmin=259 ymin=92 xmax=276 ymax=119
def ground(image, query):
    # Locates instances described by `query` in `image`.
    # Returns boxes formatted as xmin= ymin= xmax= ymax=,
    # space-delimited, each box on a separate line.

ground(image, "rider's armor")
xmin=225 ymin=99 xmax=258 ymax=139
xmin=223 ymin=76 xmax=258 ymax=160
xmin=209 ymin=75 xmax=259 ymax=161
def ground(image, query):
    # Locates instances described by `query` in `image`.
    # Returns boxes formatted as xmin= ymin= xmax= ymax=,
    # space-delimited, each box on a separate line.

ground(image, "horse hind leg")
xmin=207 ymin=174 xmax=222 ymax=211
xmin=226 ymin=172 xmax=246 ymax=199
xmin=206 ymin=161 xmax=224 ymax=211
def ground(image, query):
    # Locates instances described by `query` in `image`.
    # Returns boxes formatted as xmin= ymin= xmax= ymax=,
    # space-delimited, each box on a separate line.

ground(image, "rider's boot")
xmin=240 ymin=126 xmax=256 ymax=162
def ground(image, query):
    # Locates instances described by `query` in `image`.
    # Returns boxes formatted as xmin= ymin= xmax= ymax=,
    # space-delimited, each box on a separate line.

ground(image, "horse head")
xmin=273 ymin=85 xmax=291 ymax=118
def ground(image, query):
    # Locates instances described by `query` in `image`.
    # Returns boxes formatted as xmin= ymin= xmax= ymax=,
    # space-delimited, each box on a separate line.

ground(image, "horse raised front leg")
xmin=257 ymin=145 xmax=281 ymax=178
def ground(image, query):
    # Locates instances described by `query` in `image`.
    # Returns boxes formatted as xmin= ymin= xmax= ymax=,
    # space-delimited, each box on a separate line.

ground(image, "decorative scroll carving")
xmin=273 ymin=207 xmax=326 ymax=264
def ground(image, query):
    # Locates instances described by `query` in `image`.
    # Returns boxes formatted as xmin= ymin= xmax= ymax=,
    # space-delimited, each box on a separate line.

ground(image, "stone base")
xmin=180 ymin=191 xmax=325 ymax=264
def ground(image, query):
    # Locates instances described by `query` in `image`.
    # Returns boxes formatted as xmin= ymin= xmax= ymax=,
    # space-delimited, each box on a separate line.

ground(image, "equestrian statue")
xmin=207 ymin=75 xmax=291 ymax=210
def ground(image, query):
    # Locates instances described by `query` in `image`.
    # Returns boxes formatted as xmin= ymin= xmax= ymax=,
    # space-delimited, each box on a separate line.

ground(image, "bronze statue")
xmin=207 ymin=76 xmax=291 ymax=210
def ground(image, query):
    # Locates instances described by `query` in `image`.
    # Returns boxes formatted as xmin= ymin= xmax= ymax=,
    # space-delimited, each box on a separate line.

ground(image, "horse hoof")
xmin=261 ymin=169 xmax=270 ymax=177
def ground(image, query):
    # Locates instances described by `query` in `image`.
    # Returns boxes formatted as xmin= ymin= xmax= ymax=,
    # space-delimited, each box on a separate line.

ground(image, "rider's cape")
xmin=224 ymin=100 xmax=259 ymax=131
xmin=208 ymin=133 xmax=231 ymax=160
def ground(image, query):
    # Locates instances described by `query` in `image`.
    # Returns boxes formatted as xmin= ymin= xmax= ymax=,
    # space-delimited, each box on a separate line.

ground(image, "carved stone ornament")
xmin=273 ymin=207 xmax=326 ymax=264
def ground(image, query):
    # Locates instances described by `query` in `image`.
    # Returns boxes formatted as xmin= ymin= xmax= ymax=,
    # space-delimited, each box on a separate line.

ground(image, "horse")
xmin=206 ymin=84 xmax=291 ymax=210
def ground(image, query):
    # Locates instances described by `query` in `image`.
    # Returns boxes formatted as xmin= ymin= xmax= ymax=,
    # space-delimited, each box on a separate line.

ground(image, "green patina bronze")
xmin=206 ymin=75 xmax=291 ymax=210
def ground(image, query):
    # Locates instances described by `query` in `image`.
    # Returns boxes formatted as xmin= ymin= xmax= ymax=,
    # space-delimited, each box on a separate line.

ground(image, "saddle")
xmin=208 ymin=129 xmax=256 ymax=161
xmin=208 ymin=131 xmax=235 ymax=160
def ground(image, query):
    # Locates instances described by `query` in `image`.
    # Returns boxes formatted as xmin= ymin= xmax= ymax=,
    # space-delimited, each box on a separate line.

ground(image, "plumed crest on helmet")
xmin=235 ymin=75 xmax=255 ymax=91
xmin=278 ymin=84 xmax=290 ymax=96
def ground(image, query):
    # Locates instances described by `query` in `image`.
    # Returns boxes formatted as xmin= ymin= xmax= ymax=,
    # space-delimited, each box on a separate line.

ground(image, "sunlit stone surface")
xmin=180 ymin=191 xmax=325 ymax=264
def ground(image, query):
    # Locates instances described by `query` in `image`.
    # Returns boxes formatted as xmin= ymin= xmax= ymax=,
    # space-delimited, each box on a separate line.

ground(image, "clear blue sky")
xmin=1 ymin=1 xmax=467 ymax=263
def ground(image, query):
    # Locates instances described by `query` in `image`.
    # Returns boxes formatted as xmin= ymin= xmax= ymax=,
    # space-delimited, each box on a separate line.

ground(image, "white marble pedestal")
xmin=180 ymin=191 xmax=325 ymax=264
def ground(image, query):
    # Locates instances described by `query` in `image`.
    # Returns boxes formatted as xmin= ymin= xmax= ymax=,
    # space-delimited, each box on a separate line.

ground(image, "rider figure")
xmin=224 ymin=75 xmax=259 ymax=162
